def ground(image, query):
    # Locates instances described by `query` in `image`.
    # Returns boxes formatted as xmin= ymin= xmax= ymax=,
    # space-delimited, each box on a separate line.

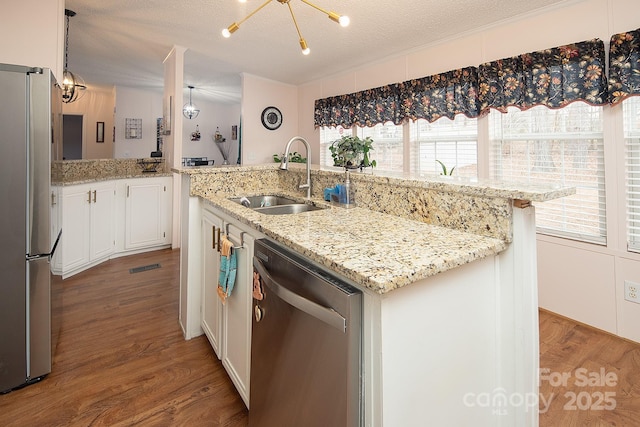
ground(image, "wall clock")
xmin=261 ymin=106 xmax=283 ymax=130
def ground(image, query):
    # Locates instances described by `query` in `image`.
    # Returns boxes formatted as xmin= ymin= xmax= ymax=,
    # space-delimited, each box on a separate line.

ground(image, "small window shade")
xmin=624 ymin=97 xmax=640 ymax=252
xmin=489 ymin=103 xmax=606 ymax=244
xmin=409 ymin=116 xmax=478 ymax=178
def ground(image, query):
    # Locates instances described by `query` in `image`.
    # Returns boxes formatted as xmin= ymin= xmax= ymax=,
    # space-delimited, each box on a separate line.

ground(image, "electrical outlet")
xmin=624 ymin=281 xmax=640 ymax=304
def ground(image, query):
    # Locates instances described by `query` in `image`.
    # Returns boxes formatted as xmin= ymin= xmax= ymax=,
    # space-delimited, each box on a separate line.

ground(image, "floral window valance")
xmin=478 ymin=38 xmax=608 ymax=115
xmin=398 ymin=67 xmax=479 ymax=123
xmin=314 ymin=38 xmax=610 ymax=129
xmin=609 ymin=28 xmax=640 ymax=105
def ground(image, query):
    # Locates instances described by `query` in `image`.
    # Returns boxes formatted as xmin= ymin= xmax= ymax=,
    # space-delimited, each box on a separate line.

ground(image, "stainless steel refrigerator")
xmin=0 ymin=63 xmax=62 ymax=393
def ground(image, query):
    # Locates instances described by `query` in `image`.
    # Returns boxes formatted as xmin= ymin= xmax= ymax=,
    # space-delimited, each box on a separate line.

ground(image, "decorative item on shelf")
xmin=436 ymin=160 xmax=455 ymax=176
xmin=125 ymin=118 xmax=142 ymax=139
xmin=329 ymin=135 xmax=376 ymax=171
xmin=183 ymin=85 xmax=200 ymax=119
xmin=190 ymin=125 xmax=201 ymax=141
xmin=137 ymin=158 xmax=163 ymax=173
xmin=213 ymin=127 xmax=233 ymax=165
xmin=273 ymin=151 xmax=306 ymax=163
xmin=61 ymin=9 xmax=86 ymax=103
xmin=221 ymin=0 xmax=349 ymax=56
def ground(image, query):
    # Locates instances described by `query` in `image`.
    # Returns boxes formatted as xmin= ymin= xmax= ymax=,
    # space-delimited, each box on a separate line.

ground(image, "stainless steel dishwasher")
xmin=250 ymin=238 xmax=362 ymax=427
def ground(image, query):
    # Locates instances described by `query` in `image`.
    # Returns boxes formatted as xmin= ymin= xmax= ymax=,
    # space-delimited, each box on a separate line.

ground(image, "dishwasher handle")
xmin=253 ymin=256 xmax=346 ymax=333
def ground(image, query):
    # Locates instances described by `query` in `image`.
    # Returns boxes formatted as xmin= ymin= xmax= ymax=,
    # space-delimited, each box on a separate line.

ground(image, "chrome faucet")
xmin=279 ymin=136 xmax=311 ymax=199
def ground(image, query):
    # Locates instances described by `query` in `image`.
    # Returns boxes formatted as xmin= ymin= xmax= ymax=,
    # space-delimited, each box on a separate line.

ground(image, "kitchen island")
xmin=177 ymin=164 xmax=573 ymax=427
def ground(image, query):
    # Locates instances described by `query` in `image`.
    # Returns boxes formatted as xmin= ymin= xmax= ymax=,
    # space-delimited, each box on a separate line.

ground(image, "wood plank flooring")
xmin=538 ymin=309 xmax=640 ymax=426
xmin=1 ymin=248 xmax=638 ymax=425
xmin=0 ymin=249 xmax=248 ymax=426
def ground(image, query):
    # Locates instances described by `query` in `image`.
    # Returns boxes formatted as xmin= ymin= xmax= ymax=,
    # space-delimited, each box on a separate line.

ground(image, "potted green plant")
xmin=329 ymin=135 xmax=377 ymax=170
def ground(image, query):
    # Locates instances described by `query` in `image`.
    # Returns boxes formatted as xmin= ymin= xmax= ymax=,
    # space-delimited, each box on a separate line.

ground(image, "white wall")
xmin=1 ymin=0 xmax=64 ymax=81
xmin=114 ymin=87 xmax=163 ymax=159
xmin=181 ymin=95 xmax=241 ymax=166
xmin=241 ymin=74 xmax=300 ymax=165
xmin=297 ymin=0 xmax=640 ymax=342
xmin=63 ymin=86 xmax=116 ymax=159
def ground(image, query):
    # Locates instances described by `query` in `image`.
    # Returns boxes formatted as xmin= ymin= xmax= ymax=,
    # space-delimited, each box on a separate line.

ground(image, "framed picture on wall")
xmin=96 ymin=121 xmax=105 ymax=143
xmin=231 ymin=125 xmax=238 ymax=140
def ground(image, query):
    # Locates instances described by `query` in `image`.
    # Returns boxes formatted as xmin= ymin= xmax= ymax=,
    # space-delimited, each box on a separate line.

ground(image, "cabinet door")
xmin=222 ymin=224 xmax=254 ymax=408
xmin=201 ymin=210 xmax=223 ymax=359
xmin=90 ymin=182 xmax=115 ymax=261
xmin=61 ymin=184 xmax=91 ymax=272
xmin=125 ymin=179 xmax=165 ymax=249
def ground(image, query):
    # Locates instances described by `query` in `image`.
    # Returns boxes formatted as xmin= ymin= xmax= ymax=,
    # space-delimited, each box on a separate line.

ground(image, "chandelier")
xmin=183 ymin=86 xmax=200 ymax=120
xmin=222 ymin=0 xmax=350 ymax=55
xmin=61 ymin=9 xmax=86 ymax=103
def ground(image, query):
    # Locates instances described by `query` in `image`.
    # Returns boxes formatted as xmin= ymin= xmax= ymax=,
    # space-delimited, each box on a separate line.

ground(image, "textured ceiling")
xmin=64 ymin=0 xmax=570 ymax=104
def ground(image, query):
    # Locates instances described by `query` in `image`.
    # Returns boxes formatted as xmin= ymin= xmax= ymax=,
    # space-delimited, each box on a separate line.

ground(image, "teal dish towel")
xmin=217 ymin=235 xmax=238 ymax=303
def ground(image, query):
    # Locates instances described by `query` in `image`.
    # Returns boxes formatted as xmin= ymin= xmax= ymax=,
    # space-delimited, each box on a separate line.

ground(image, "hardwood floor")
xmin=0 ymin=249 xmax=248 ymax=426
xmin=539 ymin=309 xmax=640 ymax=426
xmin=1 ymin=249 xmax=638 ymax=426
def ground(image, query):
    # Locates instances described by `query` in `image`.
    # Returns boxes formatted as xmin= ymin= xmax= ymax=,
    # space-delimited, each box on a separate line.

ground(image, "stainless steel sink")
xmin=229 ymin=195 xmax=299 ymax=208
xmin=228 ymin=194 xmax=326 ymax=215
xmin=254 ymin=204 xmax=325 ymax=215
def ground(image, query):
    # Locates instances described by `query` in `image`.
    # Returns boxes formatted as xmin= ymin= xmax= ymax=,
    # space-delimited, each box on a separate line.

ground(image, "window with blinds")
xmin=409 ymin=115 xmax=478 ymax=178
xmin=319 ymin=126 xmax=351 ymax=167
xmin=489 ymin=103 xmax=606 ymax=244
xmin=624 ymin=96 xmax=640 ymax=253
xmin=357 ymin=123 xmax=404 ymax=172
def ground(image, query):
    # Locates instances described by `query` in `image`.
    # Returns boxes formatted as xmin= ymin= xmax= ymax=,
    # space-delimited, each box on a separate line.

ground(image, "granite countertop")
xmin=53 ymin=171 xmax=173 ymax=186
xmin=202 ymin=191 xmax=507 ymax=294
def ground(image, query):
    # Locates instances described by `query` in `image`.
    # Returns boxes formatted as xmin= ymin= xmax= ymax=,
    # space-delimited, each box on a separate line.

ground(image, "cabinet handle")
xmin=51 ymin=192 xmax=56 ymax=206
xmin=87 ymin=190 xmax=92 ymax=204
xmin=212 ymin=225 xmax=216 ymax=250
xmin=216 ymin=227 xmax=221 ymax=252
xmin=93 ymin=190 xmax=97 ymax=203
xmin=127 ymin=185 xmax=130 ymax=198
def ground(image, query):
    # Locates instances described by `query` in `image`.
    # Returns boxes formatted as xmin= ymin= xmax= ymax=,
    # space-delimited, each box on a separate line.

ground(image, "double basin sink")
xmin=228 ymin=195 xmax=326 ymax=215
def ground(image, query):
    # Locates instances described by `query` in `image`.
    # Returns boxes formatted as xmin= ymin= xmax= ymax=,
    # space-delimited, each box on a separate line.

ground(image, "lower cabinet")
xmin=124 ymin=177 xmax=172 ymax=249
xmin=61 ymin=181 xmax=116 ymax=275
xmin=201 ymin=207 xmax=254 ymax=409
xmin=59 ymin=176 xmax=172 ymax=278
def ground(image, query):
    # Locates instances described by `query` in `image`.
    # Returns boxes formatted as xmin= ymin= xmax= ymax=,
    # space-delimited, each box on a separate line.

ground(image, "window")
xmin=409 ymin=115 xmax=478 ymax=177
xmin=356 ymin=123 xmax=403 ymax=172
xmin=489 ymin=103 xmax=606 ymax=244
xmin=319 ymin=126 xmax=351 ymax=167
xmin=624 ymin=96 xmax=640 ymax=253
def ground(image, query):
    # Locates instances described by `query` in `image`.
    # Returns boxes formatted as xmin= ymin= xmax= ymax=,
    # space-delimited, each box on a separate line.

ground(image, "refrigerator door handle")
xmin=26 ymin=229 xmax=62 ymax=262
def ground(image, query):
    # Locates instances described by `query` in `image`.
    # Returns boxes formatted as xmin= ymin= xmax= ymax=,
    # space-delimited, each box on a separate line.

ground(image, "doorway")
xmin=63 ymin=114 xmax=83 ymax=160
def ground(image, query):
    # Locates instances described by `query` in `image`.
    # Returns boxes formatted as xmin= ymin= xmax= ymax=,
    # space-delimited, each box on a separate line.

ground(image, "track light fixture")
xmin=222 ymin=0 xmax=349 ymax=56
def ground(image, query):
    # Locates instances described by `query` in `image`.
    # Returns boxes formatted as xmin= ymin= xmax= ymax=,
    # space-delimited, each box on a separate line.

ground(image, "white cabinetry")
xmin=59 ymin=176 xmax=172 ymax=278
xmin=124 ymin=177 xmax=172 ymax=249
xmin=61 ymin=181 xmax=115 ymax=276
xmin=200 ymin=206 xmax=254 ymax=409
xmin=201 ymin=210 xmax=223 ymax=357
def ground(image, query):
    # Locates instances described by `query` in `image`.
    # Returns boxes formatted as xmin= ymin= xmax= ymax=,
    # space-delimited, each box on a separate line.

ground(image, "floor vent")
xmin=129 ymin=263 xmax=161 ymax=274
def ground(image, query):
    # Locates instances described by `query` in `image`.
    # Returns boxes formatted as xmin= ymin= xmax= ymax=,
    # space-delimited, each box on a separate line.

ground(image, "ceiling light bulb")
xmin=299 ymin=39 xmax=310 ymax=55
xmin=339 ymin=15 xmax=350 ymax=27
xmin=222 ymin=23 xmax=239 ymax=38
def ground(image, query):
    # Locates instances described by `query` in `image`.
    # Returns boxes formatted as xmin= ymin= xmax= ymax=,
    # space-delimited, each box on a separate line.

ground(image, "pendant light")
xmin=183 ymin=86 xmax=200 ymax=120
xmin=222 ymin=0 xmax=349 ymax=56
xmin=61 ymin=9 xmax=86 ymax=103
